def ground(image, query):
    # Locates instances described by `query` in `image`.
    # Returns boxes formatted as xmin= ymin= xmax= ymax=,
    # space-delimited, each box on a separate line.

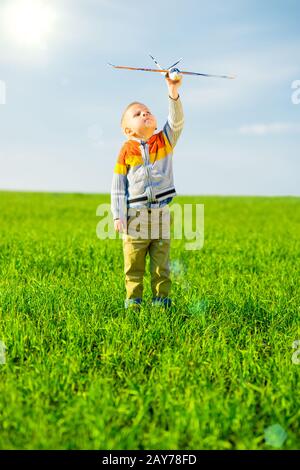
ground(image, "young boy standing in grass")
xmin=111 ymin=74 xmax=184 ymax=310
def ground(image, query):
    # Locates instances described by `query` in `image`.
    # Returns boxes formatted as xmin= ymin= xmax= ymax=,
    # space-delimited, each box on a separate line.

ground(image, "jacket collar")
xmin=128 ymin=136 xmax=145 ymax=144
xmin=128 ymin=132 xmax=158 ymax=146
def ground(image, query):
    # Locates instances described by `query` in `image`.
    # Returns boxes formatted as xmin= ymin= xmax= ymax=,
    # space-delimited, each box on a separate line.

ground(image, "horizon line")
xmin=0 ymin=188 xmax=299 ymax=198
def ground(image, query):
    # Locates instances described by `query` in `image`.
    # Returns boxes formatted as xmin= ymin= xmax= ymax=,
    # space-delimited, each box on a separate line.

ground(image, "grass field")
xmin=0 ymin=190 xmax=299 ymax=450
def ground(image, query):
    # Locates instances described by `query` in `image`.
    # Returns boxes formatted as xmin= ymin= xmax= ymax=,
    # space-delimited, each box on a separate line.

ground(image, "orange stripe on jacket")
xmin=114 ymin=145 xmax=128 ymax=174
xmin=115 ymin=131 xmax=173 ymax=170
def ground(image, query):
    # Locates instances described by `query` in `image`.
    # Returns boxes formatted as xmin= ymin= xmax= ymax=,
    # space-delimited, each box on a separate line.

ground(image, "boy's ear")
xmin=124 ymin=127 xmax=134 ymax=137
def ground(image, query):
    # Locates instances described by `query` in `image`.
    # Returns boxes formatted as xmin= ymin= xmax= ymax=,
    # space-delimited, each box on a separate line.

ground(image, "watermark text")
xmin=96 ymin=203 xmax=204 ymax=251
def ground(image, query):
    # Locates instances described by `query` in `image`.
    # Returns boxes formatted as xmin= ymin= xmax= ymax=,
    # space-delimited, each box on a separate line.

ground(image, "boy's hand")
xmin=114 ymin=219 xmax=125 ymax=233
xmin=165 ymin=73 xmax=182 ymax=100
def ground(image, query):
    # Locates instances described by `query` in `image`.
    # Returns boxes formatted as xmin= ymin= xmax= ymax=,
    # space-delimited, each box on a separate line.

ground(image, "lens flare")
xmin=3 ymin=0 xmax=56 ymax=48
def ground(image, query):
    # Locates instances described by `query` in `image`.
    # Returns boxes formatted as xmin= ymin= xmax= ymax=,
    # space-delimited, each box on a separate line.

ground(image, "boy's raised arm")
xmin=163 ymin=74 xmax=184 ymax=149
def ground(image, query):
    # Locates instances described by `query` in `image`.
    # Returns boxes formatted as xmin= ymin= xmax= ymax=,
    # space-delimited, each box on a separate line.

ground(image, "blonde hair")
xmin=121 ymin=101 xmax=144 ymax=133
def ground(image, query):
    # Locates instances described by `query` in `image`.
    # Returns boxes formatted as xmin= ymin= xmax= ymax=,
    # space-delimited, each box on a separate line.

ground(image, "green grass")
xmin=0 ymin=190 xmax=299 ymax=450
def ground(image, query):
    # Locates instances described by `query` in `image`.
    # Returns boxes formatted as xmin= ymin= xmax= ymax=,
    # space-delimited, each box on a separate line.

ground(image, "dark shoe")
xmin=151 ymin=297 xmax=172 ymax=308
xmin=125 ymin=298 xmax=142 ymax=310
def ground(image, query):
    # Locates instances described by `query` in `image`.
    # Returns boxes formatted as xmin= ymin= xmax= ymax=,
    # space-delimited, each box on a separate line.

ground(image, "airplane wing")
xmin=108 ymin=63 xmax=235 ymax=79
xmin=108 ymin=63 xmax=170 ymax=73
xmin=180 ymin=70 xmax=235 ymax=79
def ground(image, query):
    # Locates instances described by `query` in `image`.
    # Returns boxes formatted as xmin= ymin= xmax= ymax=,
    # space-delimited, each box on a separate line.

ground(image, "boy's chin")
xmin=144 ymin=124 xmax=157 ymax=134
xmin=132 ymin=126 xmax=157 ymax=140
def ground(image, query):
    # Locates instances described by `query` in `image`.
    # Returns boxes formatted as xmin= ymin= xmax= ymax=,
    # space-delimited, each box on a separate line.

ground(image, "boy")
xmin=111 ymin=74 xmax=184 ymax=309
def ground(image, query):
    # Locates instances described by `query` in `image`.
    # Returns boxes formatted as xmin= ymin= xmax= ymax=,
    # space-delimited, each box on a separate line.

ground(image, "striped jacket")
xmin=111 ymin=95 xmax=184 ymax=220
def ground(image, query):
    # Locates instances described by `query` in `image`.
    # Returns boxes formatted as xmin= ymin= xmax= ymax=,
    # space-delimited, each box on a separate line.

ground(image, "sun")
xmin=3 ymin=0 xmax=56 ymax=48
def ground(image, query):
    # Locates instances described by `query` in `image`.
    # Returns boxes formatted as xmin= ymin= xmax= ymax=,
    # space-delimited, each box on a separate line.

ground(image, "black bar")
xmin=128 ymin=196 xmax=148 ymax=203
xmin=0 ymin=450 xmax=299 ymax=467
xmin=156 ymin=188 xmax=176 ymax=199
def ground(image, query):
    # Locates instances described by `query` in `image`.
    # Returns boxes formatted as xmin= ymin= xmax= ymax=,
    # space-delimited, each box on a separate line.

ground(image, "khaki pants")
xmin=122 ymin=206 xmax=171 ymax=302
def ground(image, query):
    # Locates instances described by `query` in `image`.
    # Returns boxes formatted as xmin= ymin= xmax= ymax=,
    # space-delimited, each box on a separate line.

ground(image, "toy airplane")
xmin=108 ymin=54 xmax=235 ymax=80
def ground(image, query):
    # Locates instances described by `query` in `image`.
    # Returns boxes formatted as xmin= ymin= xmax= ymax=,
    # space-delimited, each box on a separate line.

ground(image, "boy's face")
xmin=124 ymin=103 xmax=157 ymax=140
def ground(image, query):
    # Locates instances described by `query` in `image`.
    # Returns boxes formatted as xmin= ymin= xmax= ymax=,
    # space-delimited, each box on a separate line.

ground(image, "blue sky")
xmin=0 ymin=0 xmax=299 ymax=195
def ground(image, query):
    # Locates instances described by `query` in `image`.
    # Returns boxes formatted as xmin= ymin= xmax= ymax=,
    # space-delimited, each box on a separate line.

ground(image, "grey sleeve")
xmin=163 ymin=95 xmax=184 ymax=148
xmin=111 ymin=173 xmax=128 ymax=221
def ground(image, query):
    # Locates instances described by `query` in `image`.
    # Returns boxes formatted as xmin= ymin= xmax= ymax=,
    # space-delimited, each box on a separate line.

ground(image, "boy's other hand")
xmin=165 ymin=73 xmax=182 ymax=100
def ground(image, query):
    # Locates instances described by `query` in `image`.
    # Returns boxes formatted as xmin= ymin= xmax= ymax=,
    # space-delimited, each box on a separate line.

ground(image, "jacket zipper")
xmin=141 ymin=142 xmax=155 ymax=202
